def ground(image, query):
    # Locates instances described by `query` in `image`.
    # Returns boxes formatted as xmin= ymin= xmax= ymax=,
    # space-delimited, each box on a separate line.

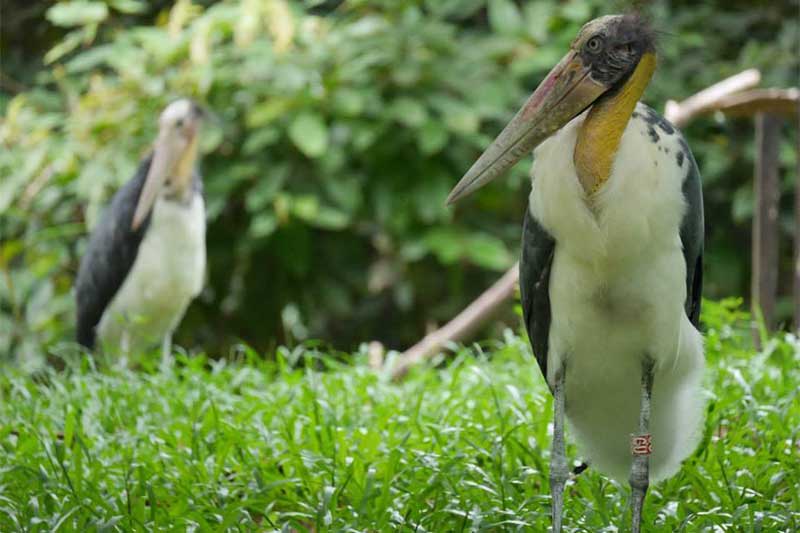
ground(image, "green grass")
xmin=1 ymin=300 xmax=798 ymax=532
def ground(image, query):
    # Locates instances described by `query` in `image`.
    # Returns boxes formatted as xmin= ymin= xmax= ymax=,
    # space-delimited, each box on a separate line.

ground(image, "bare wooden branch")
xmin=388 ymin=68 xmax=795 ymax=379
xmin=751 ymin=113 xmax=781 ymax=341
xmin=664 ymin=68 xmax=761 ymax=126
xmin=390 ymin=263 xmax=519 ymax=380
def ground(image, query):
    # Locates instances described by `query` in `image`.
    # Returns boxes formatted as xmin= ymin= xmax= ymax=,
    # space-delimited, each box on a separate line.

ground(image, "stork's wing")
xmin=679 ymin=142 xmax=704 ymax=327
xmin=520 ymin=208 xmax=556 ymax=383
xmin=75 ymin=154 xmax=153 ymax=349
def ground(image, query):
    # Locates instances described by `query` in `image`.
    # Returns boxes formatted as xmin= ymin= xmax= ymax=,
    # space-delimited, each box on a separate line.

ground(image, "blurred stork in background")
xmin=447 ymin=15 xmax=705 ymax=532
xmin=76 ymin=99 xmax=207 ymax=364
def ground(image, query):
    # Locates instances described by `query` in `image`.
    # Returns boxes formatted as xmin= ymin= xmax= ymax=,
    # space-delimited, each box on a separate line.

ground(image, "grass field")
xmin=1 ymin=300 xmax=798 ymax=532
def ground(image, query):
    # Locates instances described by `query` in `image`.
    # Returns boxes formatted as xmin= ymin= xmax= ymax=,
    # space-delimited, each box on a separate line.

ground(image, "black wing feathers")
xmin=75 ymin=155 xmax=153 ymax=349
xmin=679 ymin=146 xmax=704 ymax=328
xmin=519 ymin=209 xmax=556 ymax=381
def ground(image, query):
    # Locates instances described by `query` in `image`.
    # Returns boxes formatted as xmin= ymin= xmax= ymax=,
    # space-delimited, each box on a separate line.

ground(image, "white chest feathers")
xmin=98 ymin=193 xmax=206 ymax=353
xmin=529 ymin=104 xmax=690 ymax=331
xmin=526 ymin=104 xmax=705 ymax=483
xmin=529 ymin=104 xmax=688 ymax=266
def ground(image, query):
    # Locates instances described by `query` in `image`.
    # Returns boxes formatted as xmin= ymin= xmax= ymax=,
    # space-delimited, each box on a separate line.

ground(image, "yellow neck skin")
xmin=574 ymin=52 xmax=656 ymax=195
xmin=174 ymin=133 xmax=199 ymax=196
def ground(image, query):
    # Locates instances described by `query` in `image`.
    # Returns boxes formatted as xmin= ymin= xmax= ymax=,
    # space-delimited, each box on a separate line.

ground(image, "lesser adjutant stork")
xmin=447 ymin=15 xmax=705 ymax=532
xmin=76 ymin=99 xmax=207 ymax=362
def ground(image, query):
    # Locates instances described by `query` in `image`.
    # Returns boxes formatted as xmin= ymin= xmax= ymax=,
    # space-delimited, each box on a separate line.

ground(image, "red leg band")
xmin=631 ymin=434 xmax=652 ymax=456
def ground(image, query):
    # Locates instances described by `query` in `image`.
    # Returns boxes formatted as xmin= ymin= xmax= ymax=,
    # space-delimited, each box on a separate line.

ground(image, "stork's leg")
xmin=120 ymin=330 xmax=131 ymax=367
xmin=121 ymin=330 xmax=130 ymax=355
xmin=630 ymin=357 xmax=655 ymax=533
xmin=161 ymin=333 xmax=173 ymax=369
xmin=550 ymin=362 xmax=568 ymax=533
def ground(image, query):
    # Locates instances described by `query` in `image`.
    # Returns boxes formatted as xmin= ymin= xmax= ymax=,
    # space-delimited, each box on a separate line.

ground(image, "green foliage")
xmin=0 ymin=303 xmax=798 ymax=530
xmin=1 ymin=0 xmax=798 ymax=359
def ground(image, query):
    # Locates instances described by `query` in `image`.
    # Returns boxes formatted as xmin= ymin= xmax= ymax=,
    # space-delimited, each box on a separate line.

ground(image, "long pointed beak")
xmin=131 ymin=135 xmax=178 ymax=231
xmin=447 ymin=51 xmax=609 ymax=205
xmin=131 ymin=105 xmax=203 ymax=231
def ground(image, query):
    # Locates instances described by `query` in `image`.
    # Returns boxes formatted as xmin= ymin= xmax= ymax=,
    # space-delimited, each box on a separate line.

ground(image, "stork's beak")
xmin=131 ymin=106 xmax=202 ymax=230
xmin=447 ymin=51 xmax=608 ymax=204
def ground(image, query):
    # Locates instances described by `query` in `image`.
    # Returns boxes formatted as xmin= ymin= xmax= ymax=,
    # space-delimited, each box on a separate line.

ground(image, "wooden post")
xmin=794 ymin=106 xmax=800 ymax=333
xmin=752 ymin=113 xmax=781 ymax=341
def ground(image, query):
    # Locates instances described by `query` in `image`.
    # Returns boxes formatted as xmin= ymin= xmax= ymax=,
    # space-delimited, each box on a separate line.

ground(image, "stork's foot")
xmin=550 ymin=363 xmax=567 ymax=532
xmin=629 ymin=357 xmax=655 ymax=533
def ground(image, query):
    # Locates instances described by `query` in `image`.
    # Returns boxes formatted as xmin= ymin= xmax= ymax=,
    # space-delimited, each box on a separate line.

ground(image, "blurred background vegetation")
xmin=1 ymin=0 xmax=798 ymax=362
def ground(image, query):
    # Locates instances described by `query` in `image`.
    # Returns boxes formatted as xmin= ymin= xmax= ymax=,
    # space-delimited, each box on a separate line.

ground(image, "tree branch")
xmin=391 ymin=263 xmax=519 ymax=380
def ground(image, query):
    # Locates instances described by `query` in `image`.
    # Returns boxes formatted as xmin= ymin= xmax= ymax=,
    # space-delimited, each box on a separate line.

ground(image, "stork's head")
xmin=447 ymin=14 xmax=656 ymax=204
xmin=131 ymin=99 xmax=205 ymax=230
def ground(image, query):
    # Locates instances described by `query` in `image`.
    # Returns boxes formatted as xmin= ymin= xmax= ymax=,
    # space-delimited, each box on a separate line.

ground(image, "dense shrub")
xmin=1 ymin=0 xmax=798 ymax=361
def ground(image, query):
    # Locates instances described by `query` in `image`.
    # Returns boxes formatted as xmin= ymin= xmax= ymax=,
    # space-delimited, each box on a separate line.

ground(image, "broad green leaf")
xmin=561 ymin=0 xmax=591 ymax=23
xmin=431 ymin=96 xmax=480 ymax=134
xmin=109 ymin=0 xmax=147 ymax=14
xmin=465 ymin=233 xmax=513 ymax=271
xmin=323 ymin=176 xmax=362 ymax=213
xmin=423 ymin=228 xmax=464 ymax=264
xmin=425 ymin=0 xmax=485 ymax=19
xmin=352 ymin=126 xmax=379 ymax=152
xmin=390 ymin=98 xmax=428 ymax=128
xmin=310 ymin=206 xmax=350 ymax=230
xmin=332 ymin=89 xmax=365 ymax=116
xmin=190 ymin=17 xmax=212 ymax=64
xmin=290 ymin=195 xmax=320 ymax=222
xmin=245 ymin=168 xmax=289 ymax=213
xmin=523 ymin=1 xmax=554 ymax=43
xmin=243 ymin=128 xmax=281 ymax=155
xmin=46 ymin=1 xmax=108 ymax=27
xmin=418 ymin=120 xmax=449 ymax=155
xmin=65 ymin=45 xmax=113 ymax=73
xmin=289 ymin=113 xmax=328 ymax=158
xmin=248 ymin=213 xmax=277 ymax=238
xmin=488 ymin=0 xmax=522 ymax=35
xmin=25 ymin=279 xmax=54 ymax=327
xmin=44 ymin=30 xmax=86 ymax=64
xmin=0 ymin=240 xmax=24 ymax=266
xmin=414 ymin=176 xmax=449 ymax=223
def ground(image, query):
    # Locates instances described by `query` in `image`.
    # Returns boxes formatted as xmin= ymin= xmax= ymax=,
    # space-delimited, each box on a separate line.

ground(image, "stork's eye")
xmin=175 ymin=118 xmax=185 ymax=128
xmin=586 ymin=36 xmax=603 ymax=53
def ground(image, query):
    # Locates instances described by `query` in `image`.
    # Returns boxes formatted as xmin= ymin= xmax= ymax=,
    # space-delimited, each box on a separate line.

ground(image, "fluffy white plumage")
xmin=97 ymin=193 xmax=206 ymax=354
xmin=528 ymin=102 xmax=705 ymax=482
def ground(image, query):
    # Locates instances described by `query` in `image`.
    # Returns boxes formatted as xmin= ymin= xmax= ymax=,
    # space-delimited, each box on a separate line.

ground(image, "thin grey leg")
xmin=550 ymin=362 xmax=568 ymax=533
xmin=120 ymin=330 xmax=131 ymax=367
xmin=630 ymin=357 xmax=655 ymax=533
xmin=121 ymin=330 xmax=130 ymax=355
xmin=161 ymin=332 xmax=173 ymax=369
